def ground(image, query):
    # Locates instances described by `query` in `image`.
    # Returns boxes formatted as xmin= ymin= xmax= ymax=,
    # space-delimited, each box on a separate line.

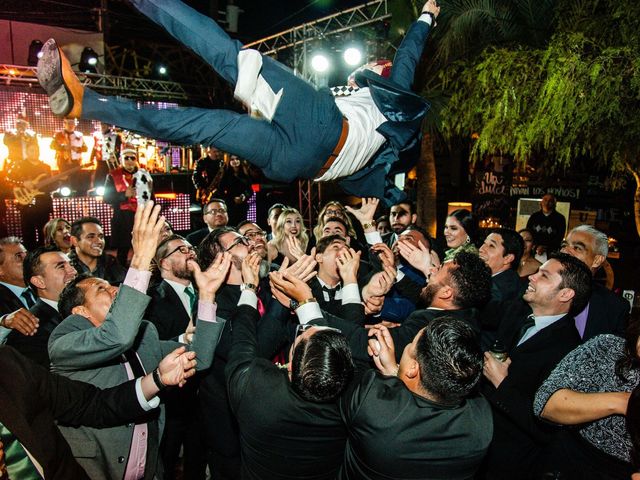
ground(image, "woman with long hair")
xmin=311 ymin=201 xmax=357 ymax=243
xmin=218 ymin=154 xmax=253 ymax=226
xmin=517 ymin=228 xmax=542 ymax=278
xmin=42 ymin=218 xmax=72 ymax=254
xmin=442 ymin=209 xmax=478 ymax=262
xmin=267 ymin=207 xmax=309 ymax=265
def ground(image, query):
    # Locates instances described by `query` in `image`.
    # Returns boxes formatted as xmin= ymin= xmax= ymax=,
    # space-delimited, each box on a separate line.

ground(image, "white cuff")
xmin=296 ymin=301 xmax=323 ymax=325
xmin=341 ymin=283 xmax=361 ymax=304
xmin=365 ymin=231 xmax=383 ymax=245
xmin=135 ymin=378 xmax=161 ymax=411
xmin=238 ymin=289 xmax=258 ymax=309
xmin=418 ymin=13 xmax=434 ymax=25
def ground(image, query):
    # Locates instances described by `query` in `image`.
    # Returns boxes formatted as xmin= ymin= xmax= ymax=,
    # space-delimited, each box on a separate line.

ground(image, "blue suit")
xmin=81 ymin=0 xmax=431 ymax=205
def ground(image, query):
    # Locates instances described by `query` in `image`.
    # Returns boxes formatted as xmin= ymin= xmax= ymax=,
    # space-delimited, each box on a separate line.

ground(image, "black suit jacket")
xmin=482 ymin=311 xmax=581 ymax=477
xmin=583 ymin=282 xmax=628 ymax=341
xmin=491 ymin=268 xmax=524 ymax=302
xmin=145 ymin=280 xmax=192 ymax=341
xmin=322 ymin=307 xmax=477 ymax=364
xmin=0 ymin=283 xmax=26 ymax=316
xmin=6 ymin=299 xmax=62 ymax=367
xmin=0 ymin=346 xmax=148 ymax=480
xmin=185 ymin=227 xmax=210 ymax=248
xmin=226 ymin=305 xmax=347 ymax=480
xmin=308 ymin=277 xmax=344 ymax=317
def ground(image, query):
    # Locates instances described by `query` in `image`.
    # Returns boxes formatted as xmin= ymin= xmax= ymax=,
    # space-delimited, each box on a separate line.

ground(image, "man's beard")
xmin=420 ymin=281 xmax=441 ymax=307
xmin=173 ymin=262 xmax=194 ymax=281
xmin=258 ymin=259 xmax=270 ymax=279
xmin=230 ymin=254 xmax=244 ymax=271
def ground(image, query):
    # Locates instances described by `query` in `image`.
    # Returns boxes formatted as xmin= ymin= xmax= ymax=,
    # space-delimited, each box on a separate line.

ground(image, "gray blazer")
xmin=48 ymin=285 xmax=225 ymax=480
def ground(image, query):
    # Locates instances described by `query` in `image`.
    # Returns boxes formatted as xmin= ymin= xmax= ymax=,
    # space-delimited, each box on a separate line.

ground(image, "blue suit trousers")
xmin=82 ymin=0 xmax=343 ymax=182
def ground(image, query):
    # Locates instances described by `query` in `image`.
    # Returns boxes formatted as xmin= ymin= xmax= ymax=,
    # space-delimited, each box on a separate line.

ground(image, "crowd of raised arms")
xmin=0 ymin=193 xmax=638 ymax=480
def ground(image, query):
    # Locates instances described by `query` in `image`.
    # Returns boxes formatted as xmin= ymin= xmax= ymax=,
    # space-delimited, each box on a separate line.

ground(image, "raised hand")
xmin=422 ymin=0 xmax=440 ymax=18
xmin=367 ymin=325 xmax=398 ymax=375
xmin=285 ymin=235 xmax=305 ymax=261
xmin=397 ymin=238 xmax=440 ymax=278
xmin=345 ymin=197 xmax=379 ymax=228
xmin=158 ymin=346 xmax=197 ymax=388
xmin=189 ymin=252 xmax=231 ymax=302
xmin=280 ymin=249 xmax=317 ymax=283
xmin=337 ymin=247 xmax=361 ymax=284
xmin=483 ymin=351 xmax=511 ymax=388
xmin=241 ymin=251 xmax=262 ymax=286
xmin=269 ymin=271 xmax=314 ymax=303
xmin=370 ymin=242 xmax=396 ymax=270
xmin=0 ymin=308 xmax=39 ymax=336
xmin=363 ymin=295 xmax=385 ymax=315
xmin=130 ymin=201 xmax=165 ymax=271
xmin=363 ymin=263 xmax=397 ymax=299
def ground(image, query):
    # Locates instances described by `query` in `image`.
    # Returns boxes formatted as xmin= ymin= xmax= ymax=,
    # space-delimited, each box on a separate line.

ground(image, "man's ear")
xmin=71 ymin=304 xmax=89 ymax=317
xmin=503 ymin=253 xmax=515 ymax=268
xmin=411 ymin=213 xmax=418 ymax=225
xmin=591 ymin=254 xmax=605 ymax=271
xmin=30 ymin=275 xmax=45 ymax=290
xmin=315 ymin=252 xmax=323 ymax=264
xmin=558 ymin=287 xmax=576 ymax=305
xmin=438 ymin=284 xmax=453 ymax=301
xmin=404 ymin=359 xmax=419 ymax=379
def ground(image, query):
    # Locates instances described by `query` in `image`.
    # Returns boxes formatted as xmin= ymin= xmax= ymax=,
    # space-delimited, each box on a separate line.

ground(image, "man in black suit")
xmin=226 ymin=251 xmax=354 ymax=480
xmin=303 ymin=251 xmax=492 ymax=364
xmin=0 ymin=237 xmax=38 ymax=342
xmin=186 ymin=198 xmax=229 ymax=248
xmin=146 ymin=234 xmax=204 ymax=478
xmin=561 ymin=224 xmax=628 ymax=340
xmin=0 ymin=344 xmax=197 ymax=479
xmin=479 ymin=228 xmax=524 ymax=302
xmin=6 ymin=246 xmax=77 ymax=366
xmin=481 ymin=253 xmax=592 ymax=478
xmin=339 ymin=317 xmax=493 ymax=480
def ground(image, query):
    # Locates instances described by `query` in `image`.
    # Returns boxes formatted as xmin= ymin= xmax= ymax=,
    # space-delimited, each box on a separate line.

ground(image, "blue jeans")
xmin=82 ymin=0 xmax=343 ymax=181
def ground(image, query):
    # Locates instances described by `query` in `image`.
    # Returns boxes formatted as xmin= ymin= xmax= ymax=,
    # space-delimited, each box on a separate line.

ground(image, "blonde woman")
xmin=268 ymin=207 xmax=309 ymax=265
xmin=43 ymin=218 xmax=72 ymax=254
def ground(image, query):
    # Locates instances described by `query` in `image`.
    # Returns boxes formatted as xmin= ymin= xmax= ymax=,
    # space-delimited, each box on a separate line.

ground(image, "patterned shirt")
xmin=534 ymin=334 xmax=639 ymax=462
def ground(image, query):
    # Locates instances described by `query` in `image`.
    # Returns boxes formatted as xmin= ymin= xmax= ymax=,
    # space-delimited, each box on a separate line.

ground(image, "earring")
xmin=465 ymin=235 xmax=470 ymax=244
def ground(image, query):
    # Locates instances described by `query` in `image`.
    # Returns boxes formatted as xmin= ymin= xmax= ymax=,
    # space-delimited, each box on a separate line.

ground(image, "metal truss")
xmin=244 ymin=0 xmax=390 ymax=79
xmin=298 ymin=179 xmax=323 ymax=229
xmin=0 ymin=64 xmax=210 ymax=103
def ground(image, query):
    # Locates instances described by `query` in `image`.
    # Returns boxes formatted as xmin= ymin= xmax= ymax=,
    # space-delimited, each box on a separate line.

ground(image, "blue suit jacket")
xmin=339 ymin=19 xmax=431 ymax=206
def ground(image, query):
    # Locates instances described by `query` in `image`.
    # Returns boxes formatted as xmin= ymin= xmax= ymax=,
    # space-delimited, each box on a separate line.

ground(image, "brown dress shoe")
xmin=37 ymin=39 xmax=84 ymax=118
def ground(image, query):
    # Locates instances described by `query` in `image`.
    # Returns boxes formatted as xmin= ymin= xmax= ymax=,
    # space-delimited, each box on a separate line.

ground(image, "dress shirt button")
xmin=118 ymin=456 xmax=125 ymax=464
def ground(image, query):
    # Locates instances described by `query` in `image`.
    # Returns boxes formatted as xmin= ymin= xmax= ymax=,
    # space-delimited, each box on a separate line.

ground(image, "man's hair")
xmin=315 ymin=234 xmax=347 ymax=255
xmin=488 ymin=228 xmax=524 ymax=270
xmin=58 ymin=273 xmax=94 ymax=318
xmin=0 ymin=236 xmax=22 ymax=266
xmin=449 ymin=251 xmax=492 ymax=309
xmin=268 ymin=203 xmax=286 ymax=218
xmin=570 ymin=225 xmax=609 ymax=257
xmin=416 ymin=316 xmax=483 ymax=404
xmin=291 ymin=329 xmax=354 ymax=402
xmin=321 ymin=216 xmax=349 ymax=233
xmin=236 ymin=220 xmax=255 ymax=231
xmin=391 ymin=200 xmax=416 ymax=216
xmin=155 ymin=234 xmax=188 ymax=264
xmin=23 ymin=245 xmax=60 ymax=289
xmin=197 ymin=226 xmax=237 ymax=270
xmin=549 ymin=252 xmax=592 ymax=314
xmin=70 ymin=217 xmax=102 ymax=239
xmin=403 ymin=225 xmax=433 ymax=249
xmin=204 ymin=198 xmax=227 ymax=210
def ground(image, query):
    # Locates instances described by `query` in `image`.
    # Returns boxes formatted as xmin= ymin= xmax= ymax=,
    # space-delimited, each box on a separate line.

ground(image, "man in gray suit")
xmin=48 ymin=202 xmax=230 ymax=480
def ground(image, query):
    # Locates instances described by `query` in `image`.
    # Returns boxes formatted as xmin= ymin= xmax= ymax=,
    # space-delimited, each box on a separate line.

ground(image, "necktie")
xmin=20 ymin=289 xmax=35 ymax=309
xmin=517 ymin=314 xmax=536 ymax=344
xmin=322 ymin=285 xmax=342 ymax=302
xmin=184 ymin=285 xmax=197 ymax=316
xmin=123 ymin=349 xmax=146 ymax=378
xmin=256 ymin=287 xmax=266 ymax=317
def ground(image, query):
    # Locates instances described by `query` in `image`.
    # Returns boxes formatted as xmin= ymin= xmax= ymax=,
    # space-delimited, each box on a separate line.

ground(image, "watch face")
xmin=289 ymin=299 xmax=299 ymax=310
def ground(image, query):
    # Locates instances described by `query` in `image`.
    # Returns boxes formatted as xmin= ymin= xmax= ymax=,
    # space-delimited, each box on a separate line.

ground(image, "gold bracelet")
xmin=296 ymin=298 xmax=317 ymax=309
xmin=362 ymin=221 xmax=375 ymax=230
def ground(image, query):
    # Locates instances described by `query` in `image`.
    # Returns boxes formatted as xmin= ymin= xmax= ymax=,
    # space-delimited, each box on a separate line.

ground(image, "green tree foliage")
xmin=440 ymin=0 xmax=640 ymax=180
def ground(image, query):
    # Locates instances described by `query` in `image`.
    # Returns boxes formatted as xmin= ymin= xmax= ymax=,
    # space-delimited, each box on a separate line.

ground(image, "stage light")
xmin=95 ymin=186 xmax=105 ymax=196
xmin=311 ymin=54 xmax=330 ymax=73
xmin=157 ymin=65 xmax=168 ymax=75
xmin=79 ymin=47 xmax=98 ymax=73
xmin=60 ymin=186 xmax=72 ymax=197
xmin=343 ymin=47 xmax=362 ymax=66
xmin=28 ymin=40 xmax=43 ymax=66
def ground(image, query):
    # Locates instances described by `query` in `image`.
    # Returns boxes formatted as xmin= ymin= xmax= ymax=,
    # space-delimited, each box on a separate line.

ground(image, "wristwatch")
xmin=152 ymin=368 xmax=167 ymax=391
xmin=289 ymin=298 xmax=317 ymax=310
xmin=240 ymin=283 xmax=256 ymax=292
xmin=362 ymin=221 xmax=375 ymax=230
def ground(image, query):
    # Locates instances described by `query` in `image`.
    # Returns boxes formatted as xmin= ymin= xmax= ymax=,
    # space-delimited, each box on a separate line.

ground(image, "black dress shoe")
xmin=37 ymin=39 xmax=84 ymax=118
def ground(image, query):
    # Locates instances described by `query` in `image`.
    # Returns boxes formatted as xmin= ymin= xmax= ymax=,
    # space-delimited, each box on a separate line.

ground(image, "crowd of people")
xmin=0 ymin=188 xmax=637 ymax=480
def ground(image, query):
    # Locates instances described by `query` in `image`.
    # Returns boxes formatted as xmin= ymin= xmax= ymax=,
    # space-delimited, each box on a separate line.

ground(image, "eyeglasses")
xmin=324 ymin=209 xmax=344 ymax=217
xmin=205 ymin=208 xmax=227 ymax=215
xmin=162 ymin=244 xmax=195 ymax=259
xmin=123 ymin=155 xmax=137 ymax=161
xmin=243 ymin=230 xmax=267 ymax=240
xmin=223 ymin=236 xmax=250 ymax=252
xmin=294 ymin=324 xmax=342 ymax=342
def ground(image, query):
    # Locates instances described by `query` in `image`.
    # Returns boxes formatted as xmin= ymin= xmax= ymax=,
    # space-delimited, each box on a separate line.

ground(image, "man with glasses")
xmin=226 ymin=252 xmax=354 ymax=479
xmin=104 ymin=146 xmax=154 ymax=266
xmin=186 ymin=198 xmax=229 ymax=247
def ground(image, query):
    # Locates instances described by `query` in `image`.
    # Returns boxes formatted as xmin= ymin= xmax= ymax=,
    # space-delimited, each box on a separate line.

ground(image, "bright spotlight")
xmin=95 ymin=186 xmax=105 ymax=196
xmin=60 ymin=186 xmax=72 ymax=197
xmin=158 ymin=65 xmax=168 ymax=75
xmin=343 ymin=47 xmax=362 ymax=66
xmin=311 ymin=54 xmax=330 ymax=73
